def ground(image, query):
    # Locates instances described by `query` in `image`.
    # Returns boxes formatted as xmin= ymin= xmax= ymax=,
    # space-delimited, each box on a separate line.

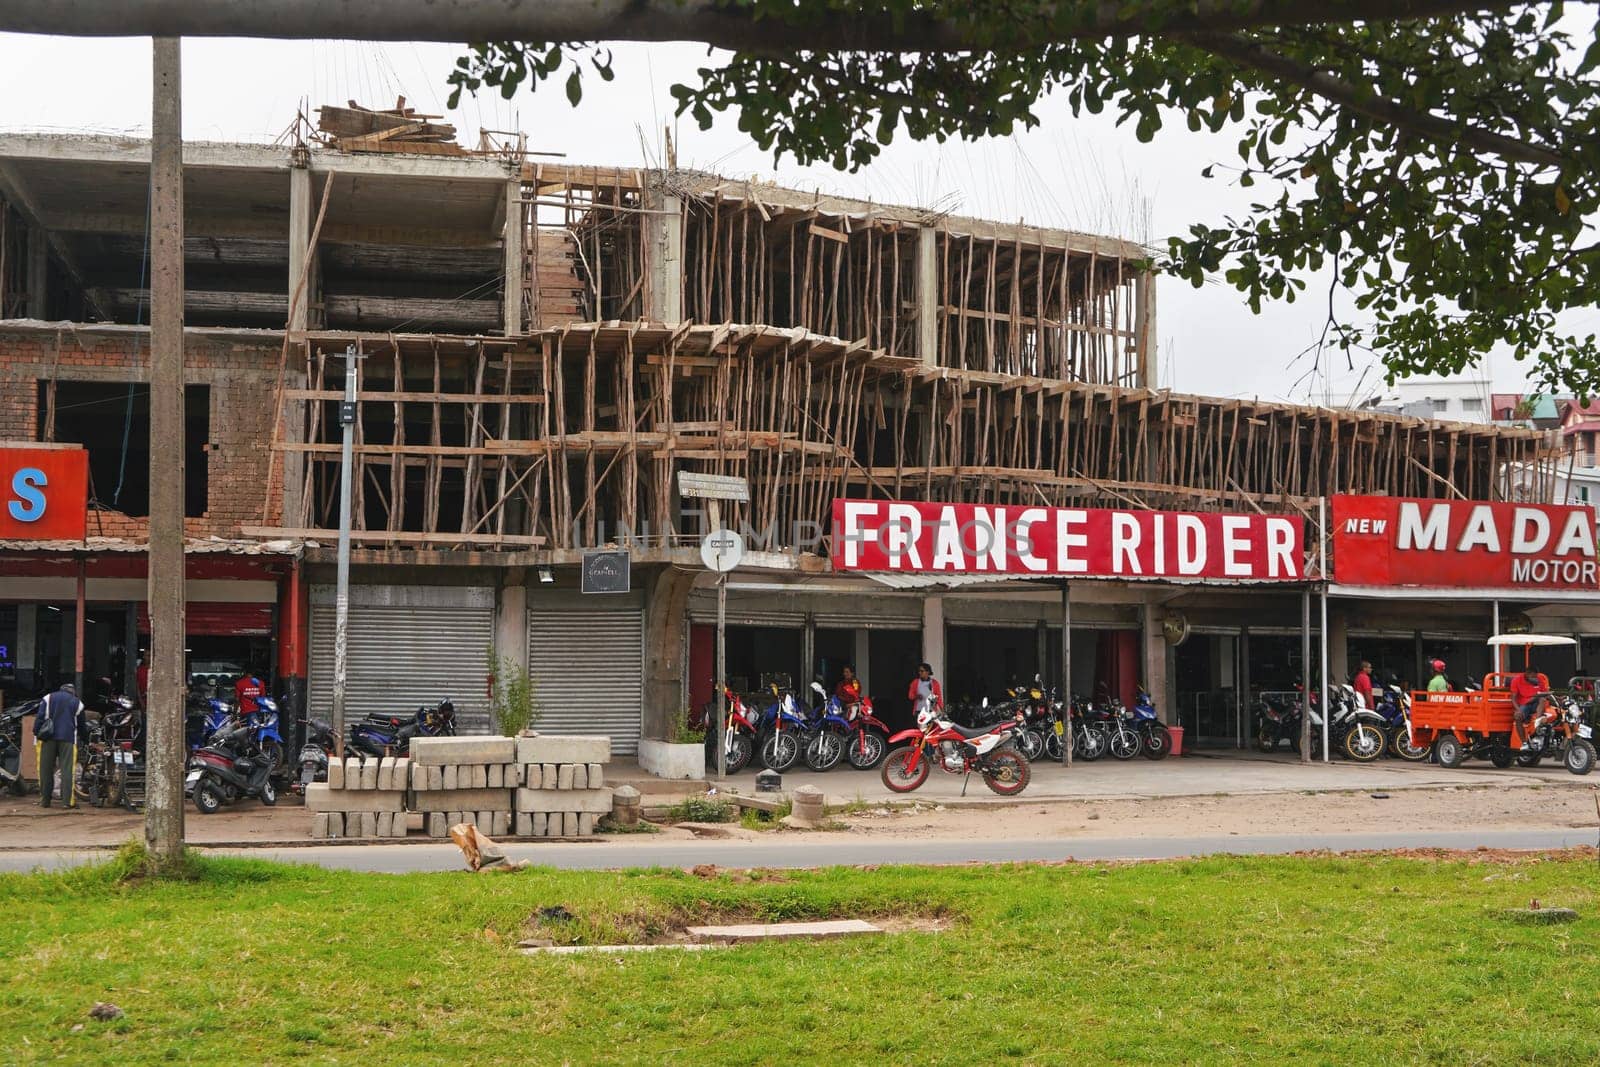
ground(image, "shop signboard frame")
xmin=1 ymin=445 xmax=89 ymax=541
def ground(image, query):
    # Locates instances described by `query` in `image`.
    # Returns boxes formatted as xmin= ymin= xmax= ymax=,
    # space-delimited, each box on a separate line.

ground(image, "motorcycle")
xmin=841 ymin=695 xmax=890 ymax=769
xmin=0 ymin=699 xmax=38 ymax=796
xmin=1515 ymin=695 xmax=1596 ymax=774
xmin=1101 ymin=696 xmax=1143 ymax=760
xmin=1372 ymin=684 xmax=1428 ymax=761
xmin=801 ymin=682 xmax=852 ymax=772
xmin=187 ymin=720 xmax=279 ymax=813
xmin=1256 ymin=688 xmax=1308 ymax=753
xmin=704 ymin=687 xmax=760 ymax=774
xmin=75 ymin=695 xmax=142 ymax=809
xmin=349 ymin=699 xmax=457 ymax=757
xmin=294 ymin=716 xmax=338 ymax=795
xmin=880 ymin=698 xmax=1031 ymax=795
xmin=1073 ymin=697 xmax=1111 ymax=761
xmin=188 ymin=695 xmax=235 ymax=753
xmin=1002 ymin=679 xmax=1050 ymax=762
xmin=756 ymin=686 xmax=808 ymax=773
xmin=1303 ymin=684 xmax=1387 ymax=762
xmin=1130 ymin=688 xmax=1172 ymax=760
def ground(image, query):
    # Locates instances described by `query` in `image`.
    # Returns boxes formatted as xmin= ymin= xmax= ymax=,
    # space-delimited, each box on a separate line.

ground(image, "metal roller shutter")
xmin=309 ymin=587 xmax=495 ymax=735
xmin=528 ymin=606 xmax=644 ymax=754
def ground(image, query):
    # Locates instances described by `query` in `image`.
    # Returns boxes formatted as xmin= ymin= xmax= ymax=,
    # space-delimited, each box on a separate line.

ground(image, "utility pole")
xmin=330 ymin=344 xmax=360 ymax=756
xmin=144 ymin=36 xmax=185 ymax=867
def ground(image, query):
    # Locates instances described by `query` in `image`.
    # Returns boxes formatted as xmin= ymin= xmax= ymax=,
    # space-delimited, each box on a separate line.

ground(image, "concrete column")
xmin=495 ymin=575 xmax=528 ymax=674
xmin=1328 ymin=608 xmax=1350 ymax=687
xmin=1142 ymin=602 xmax=1174 ymax=724
xmin=642 ymin=566 xmax=695 ymax=740
xmin=287 ymin=162 xmax=315 ymax=333
xmin=921 ymin=595 xmax=946 ymax=681
xmin=1134 ymin=268 xmax=1158 ymax=387
xmin=502 ymin=177 xmax=524 ymax=334
xmin=25 ymin=222 xmax=48 ymax=319
xmin=915 ymin=225 xmax=939 ymax=366
xmin=643 ymin=189 xmax=684 ymax=322
xmin=16 ymin=605 xmax=37 ymax=690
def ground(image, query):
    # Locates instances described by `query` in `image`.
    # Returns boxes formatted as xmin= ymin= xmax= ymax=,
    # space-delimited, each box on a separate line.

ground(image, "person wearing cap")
xmin=1426 ymin=660 xmax=1449 ymax=694
xmin=33 ymin=681 xmax=85 ymax=808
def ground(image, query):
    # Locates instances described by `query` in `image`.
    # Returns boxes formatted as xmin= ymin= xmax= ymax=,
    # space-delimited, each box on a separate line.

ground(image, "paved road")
xmin=3 ymin=828 xmax=1593 ymax=874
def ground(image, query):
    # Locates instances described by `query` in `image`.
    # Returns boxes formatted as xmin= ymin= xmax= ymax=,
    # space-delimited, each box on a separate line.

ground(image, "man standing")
xmin=234 ymin=668 xmax=264 ymax=719
xmin=906 ymin=662 xmax=943 ymax=714
xmin=1352 ymin=660 xmax=1374 ymax=710
xmin=33 ymin=681 xmax=84 ymax=809
xmin=1426 ymin=659 xmax=1450 ymax=694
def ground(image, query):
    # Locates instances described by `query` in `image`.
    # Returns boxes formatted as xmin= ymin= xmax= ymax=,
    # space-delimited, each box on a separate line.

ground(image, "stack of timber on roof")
xmin=315 ymin=98 xmax=465 ymax=156
xmin=255 ymin=324 xmax=1559 ymax=561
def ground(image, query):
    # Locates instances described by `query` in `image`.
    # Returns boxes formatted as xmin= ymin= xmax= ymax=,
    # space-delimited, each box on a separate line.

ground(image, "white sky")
xmin=0 ymin=33 xmax=1558 ymax=403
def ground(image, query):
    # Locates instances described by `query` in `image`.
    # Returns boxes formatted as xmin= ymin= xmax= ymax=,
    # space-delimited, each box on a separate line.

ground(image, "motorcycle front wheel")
xmin=1254 ymin=726 xmax=1277 ymax=754
xmin=981 ymin=750 xmax=1030 ymax=795
xmin=1078 ymin=726 xmax=1108 ymax=762
xmin=1141 ymin=724 xmax=1171 ymax=760
xmin=760 ymin=731 xmax=801 ymax=773
xmin=880 ymin=747 xmax=930 ymax=793
xmin=1566 ymin=738 xmax=1596 ymax=776
xmin=1016 ymin=728 xmax=1045 ymax=762
xmin=1389 ymin=729 xmax=1430 ymax=762
xmin=259 ymin=778 xmax=278 ymax=806
xmin=724 ymin=732 xmax=754 ymax=774
xmin=1342 ymin=724 xmax=1385 ymax=763
xmin=845 ymin=731 xmax=886 ymax=770
xmin=805 ymin=731 xmax=844 ymax=772
xmin=1108 ymin=727 xmax=1141 ymax=760
xmin=1043 ymin=729 xmax=1064 ymax=761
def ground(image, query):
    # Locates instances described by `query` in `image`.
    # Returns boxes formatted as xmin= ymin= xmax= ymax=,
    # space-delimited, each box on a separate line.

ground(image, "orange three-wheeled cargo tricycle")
xmin=1409 ymin=635 xmax=1596 ymax=775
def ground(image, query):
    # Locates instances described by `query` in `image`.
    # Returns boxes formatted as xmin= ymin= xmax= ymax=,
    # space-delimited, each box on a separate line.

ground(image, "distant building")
xmin=1387 ymin=376 xmax=1493 ymax=423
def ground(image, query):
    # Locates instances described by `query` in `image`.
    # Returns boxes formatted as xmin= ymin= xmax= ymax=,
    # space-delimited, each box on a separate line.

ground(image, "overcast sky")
xmin=0 ymin=33 xmax=1555 ymax=404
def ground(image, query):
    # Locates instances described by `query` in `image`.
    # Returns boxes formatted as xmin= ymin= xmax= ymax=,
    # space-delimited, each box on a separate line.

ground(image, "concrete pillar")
xmin=643 ymin=189 xmax=684 ymax=322
xmin=1328 ymin=608 xmax=1349 ymax=686
xmin=1134 ymin=268 xmax=1158 ymax=387
xmin=496 ymin=575 xmax=528 ymax=674
xmin=642 ymin=566 xmax=695 ymax=740
xmin=25 ymin=222 xmax=48 ymax=319
xmin=16 ymin=604 xmax=37 ymax=690
xmin=915 ymin=225 xmax=939 ymax=366
xmin=287 ymin=161 xmax=316 ymax=333
xmin=921 ymin=595 xmax=945 ymax=681
xmin=1142 ymin=602 xmax=1174 ymax=724
xmin=502 ymin=178 xmax=524 ymax=334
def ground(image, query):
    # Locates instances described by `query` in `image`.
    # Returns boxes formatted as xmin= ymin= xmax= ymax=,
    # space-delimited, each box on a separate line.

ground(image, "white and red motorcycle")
xmin=880 ymin=698 xmax=1031 ymax=795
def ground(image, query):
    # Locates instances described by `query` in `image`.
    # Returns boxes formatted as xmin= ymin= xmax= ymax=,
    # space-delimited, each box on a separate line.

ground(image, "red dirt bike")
xmin=880 ymin=699 xmax=1031 ymax=795
xmin=841 ymin=696 xmax=892 ymax=769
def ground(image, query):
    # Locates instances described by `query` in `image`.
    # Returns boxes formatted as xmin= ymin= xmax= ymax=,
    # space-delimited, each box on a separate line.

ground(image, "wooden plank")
xmin=242 ymin=526 xmax=546 ymax=546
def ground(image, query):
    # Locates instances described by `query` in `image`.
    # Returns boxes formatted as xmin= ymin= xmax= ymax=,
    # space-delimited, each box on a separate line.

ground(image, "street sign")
xmin=581 ymin=549 xmax=631 ymax=594
xmin=700 ymin=529 xmax=745 ymax=572
xmin=677 ymin=471 xmax=750 ymax=502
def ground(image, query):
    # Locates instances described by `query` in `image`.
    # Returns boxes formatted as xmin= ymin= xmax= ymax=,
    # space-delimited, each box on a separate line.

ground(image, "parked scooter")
xmin=295 ymin=717 xmax=338 ymax=794
xmin=187 ymin=721 xmax=279 ymax=813
xmin=0 ymin=699 xmax=38 ymax=796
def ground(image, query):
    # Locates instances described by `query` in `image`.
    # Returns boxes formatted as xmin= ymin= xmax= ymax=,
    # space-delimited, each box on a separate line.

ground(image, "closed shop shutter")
xmin=309 ymin=586 xmax=495 ymax=735
xmin=528 ymin=605 xmax=644 ymax=754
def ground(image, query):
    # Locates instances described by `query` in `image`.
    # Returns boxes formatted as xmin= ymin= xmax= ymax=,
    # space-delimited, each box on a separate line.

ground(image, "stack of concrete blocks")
xmin=306 ymin=755 xmax=411 ymax=839
xmin=410 ymin=735 xmax=519 ymax=839
xmin=513 ymin=735 xmax=613 ymax=838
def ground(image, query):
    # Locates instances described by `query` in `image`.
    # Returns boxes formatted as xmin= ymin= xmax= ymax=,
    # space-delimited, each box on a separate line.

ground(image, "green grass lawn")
xmin=2 ymin=847 xmax=1598 ymax=1064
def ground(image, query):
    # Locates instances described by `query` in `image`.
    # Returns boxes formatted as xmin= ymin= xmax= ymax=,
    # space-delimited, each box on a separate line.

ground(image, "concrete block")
xmin=448 ymin=810 xmax=464 ymax=829
xmin=474 ymin=810 xmax=491 ymax=832
xmin=394 ymin=758 xmax=411 ymax=790
xmin=389 ymin=814 xmax=406 ymax=838
xmin=305 ymin=784 xmax=407 ymax=813
xmin=556 ymin=764 xmax=575 ymax=790
xmin=409 ymin=788 xmax=514 ymax=813
xmin=344 ymin=757 xmax=361 ymax=787
xmin=377 ymin=757 xmax=395 ymax=791
xmin=516 ymin=735 xmax=611 ymax=766
xmin=564 ymin=812 xmax=579 ymax=837
xmin=326 ymin=812 xmax=343 ymax=838
xmin=588 ymin=763 xmax=603 ymax=788
xmin=541 ymin=764 xmax=557 ymax=789
xmin=376 ymin=811 xmax=392 ymax=837
xmin=411 ymin=736 xmax=516 ymax=765
xmin=471 ymin=765 xmax=488 ymax=790
xmin=327 ymin=758 xmax=344 ymax=790
xmin=487 ymin=764 xmax=502 ymax=789
xmin=611 ymin=785 xmax=641 ymax=826
xmin=312 ymin=812 xmax=331 ymax=838
xmin=637 ymin=738 xmax=706 ymax=780
xmin=358 ymin=812 xmax=378 ymax=838
xmin=572 ymin=764 xmax=588 ymax=790
xmin=534 ymin=812 xmax=549 ymax=837
xmin=425 ymin=765 xmax=441 ymax=790
xmin=359 ymin=758 xmax=380 ymax=790
xmin=429 ymin=812 xmax=447 ymax=837
xmin=515 ymin=787 xmax=614 ymax=814
xmin=493 ymin=811 xmax=511 ymax=836
xmin=506 ymin=764 xmax=523 ymax=788
xmin=442 ymin=764 xmax=457 ymax=790
xmin=515 ymin=813 xmax=532 ymax=837
xmin=578 ymin=812 xmax=595 ymax=837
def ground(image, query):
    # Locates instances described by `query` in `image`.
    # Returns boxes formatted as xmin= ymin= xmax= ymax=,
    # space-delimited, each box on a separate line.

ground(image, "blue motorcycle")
xmin=755 ymin=686 xmax=807 ymax=772
xmin=1372 ymin=683 xmax=1428 ymax=761
xmin=801 ymin=681 xmax=852 ymax=772
xmin=349 ymin=699 xmax=457 ymax=758
xmin=1130 ymin=688 xmax=1173 ymax=760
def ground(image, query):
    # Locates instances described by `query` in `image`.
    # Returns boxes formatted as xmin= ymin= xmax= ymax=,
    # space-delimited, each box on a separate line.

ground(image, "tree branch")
xmin=0 ymin=0 xmax=1519 ymax=48
xmin=1185 ymin=31 xmax=1567 ymax=168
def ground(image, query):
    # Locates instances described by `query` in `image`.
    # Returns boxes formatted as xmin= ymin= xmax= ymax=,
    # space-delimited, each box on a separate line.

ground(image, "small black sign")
xmin=581 ymin=549 xmax=631 ymax=594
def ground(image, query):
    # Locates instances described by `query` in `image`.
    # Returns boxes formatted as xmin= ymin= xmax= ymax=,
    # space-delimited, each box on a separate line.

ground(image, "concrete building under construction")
xmin=0 ymin=117 xmax=1573 ymax=761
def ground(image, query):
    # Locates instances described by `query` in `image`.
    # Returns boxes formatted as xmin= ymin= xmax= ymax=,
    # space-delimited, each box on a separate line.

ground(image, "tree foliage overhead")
xmin=445 ymin=2 xmax=1600 ymax=395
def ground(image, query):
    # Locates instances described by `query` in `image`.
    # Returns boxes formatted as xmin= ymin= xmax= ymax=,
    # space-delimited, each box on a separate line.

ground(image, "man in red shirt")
xmin=234 ymin=669 xmax=265 ymax=719
xmin=1509 ymin=667 xmax=1549 ymax=744
xmin=1352 ymin=660 xmax=1374 ymax=710
xmin=135 ymin=652 xmax=149 ymax=708
xmin=835 ymin=664 xmax=863 ymax=707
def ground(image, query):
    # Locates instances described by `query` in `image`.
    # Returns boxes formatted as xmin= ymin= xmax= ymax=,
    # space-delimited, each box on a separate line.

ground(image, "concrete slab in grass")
xmin=515 ymin=735 xmax=611 ymax=766
xmin=304 ymin=784 xmax=407 ymax=813
xmin=515 ymin=787 xmax=614 ymax=814
xmin=687 ymin=920 xmax=883 ymax=944
xmin=408 ymin=788 xmax=514 ymax=813
xmin=410 ymin=736 xmax=516 ymax=765
xmin=522 ymin=943 xmax=724 ymax=956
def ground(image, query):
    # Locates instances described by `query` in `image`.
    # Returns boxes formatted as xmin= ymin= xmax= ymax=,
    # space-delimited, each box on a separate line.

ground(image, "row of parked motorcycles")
xmin=1256 ymin=681 xmax=1429 ymax=762
xmin=705 ymin=676 xmax=1173 ymax=776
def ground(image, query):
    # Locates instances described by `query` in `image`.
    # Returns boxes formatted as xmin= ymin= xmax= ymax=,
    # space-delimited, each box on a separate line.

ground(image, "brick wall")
xmin=0 ymin=325 xmax=287 ymax=540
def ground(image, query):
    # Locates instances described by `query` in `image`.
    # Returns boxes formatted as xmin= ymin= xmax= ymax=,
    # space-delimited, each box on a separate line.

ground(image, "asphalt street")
xmin=2 ymin=827 xmax=1593 ymax=874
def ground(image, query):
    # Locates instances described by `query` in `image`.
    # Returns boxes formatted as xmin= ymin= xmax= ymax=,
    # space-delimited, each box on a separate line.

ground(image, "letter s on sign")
xmin=8 ymin=467 xmax=47 ymax=522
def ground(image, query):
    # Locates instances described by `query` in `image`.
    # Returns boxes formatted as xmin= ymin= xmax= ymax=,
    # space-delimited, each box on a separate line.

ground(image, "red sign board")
xmin=0 ymin=447 xmax=89 ymax=541
xmin=831 ymin=499 xmax=1304 ymax=581
xmin=1331 ymin=495 xmax=1599 ymax=590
